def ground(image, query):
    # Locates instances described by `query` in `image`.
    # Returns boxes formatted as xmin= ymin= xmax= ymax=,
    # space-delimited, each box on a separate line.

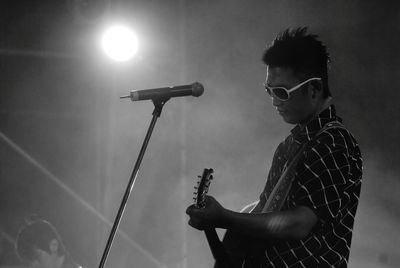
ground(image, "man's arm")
xmin=223 ymin=204 xmax=318 ymax=240
xmin=186 ymin=196 xmax=318 ymax=241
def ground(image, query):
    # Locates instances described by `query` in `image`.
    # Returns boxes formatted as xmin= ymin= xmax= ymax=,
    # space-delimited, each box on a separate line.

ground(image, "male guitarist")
xmin=186 ymin=27 xmax=363 ymax=267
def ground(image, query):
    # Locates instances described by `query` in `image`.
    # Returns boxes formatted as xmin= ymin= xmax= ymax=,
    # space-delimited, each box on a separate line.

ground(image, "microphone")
xmin=120 ymin=82 xmax=204 ymax=101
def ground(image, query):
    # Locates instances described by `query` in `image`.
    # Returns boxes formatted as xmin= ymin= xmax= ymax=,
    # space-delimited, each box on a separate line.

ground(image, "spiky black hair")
xmin=262 ymin=27 xmax=331 ymax=98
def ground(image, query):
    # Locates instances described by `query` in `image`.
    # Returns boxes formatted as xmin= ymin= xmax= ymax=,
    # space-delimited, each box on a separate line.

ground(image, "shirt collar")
xmin=290 ymin=105 xmax=342 ymax=144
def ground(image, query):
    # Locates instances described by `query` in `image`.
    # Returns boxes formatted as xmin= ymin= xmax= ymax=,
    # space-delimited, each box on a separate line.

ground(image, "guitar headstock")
xmin=193 ymin=168 xmax=214 ymax=209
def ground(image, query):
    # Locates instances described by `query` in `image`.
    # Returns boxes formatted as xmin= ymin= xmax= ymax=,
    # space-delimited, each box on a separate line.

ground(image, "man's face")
xmin=265 ymin=66 xmax=318 ymax=125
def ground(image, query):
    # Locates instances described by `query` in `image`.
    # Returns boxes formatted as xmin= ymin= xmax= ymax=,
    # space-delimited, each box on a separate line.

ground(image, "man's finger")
xmin=186 ymin=204 xmax=197 ymax=215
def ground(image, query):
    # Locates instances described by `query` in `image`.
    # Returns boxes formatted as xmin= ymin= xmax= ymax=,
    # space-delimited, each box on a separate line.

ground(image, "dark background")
xmin=0 ymin=1 xmax=399 ymax=267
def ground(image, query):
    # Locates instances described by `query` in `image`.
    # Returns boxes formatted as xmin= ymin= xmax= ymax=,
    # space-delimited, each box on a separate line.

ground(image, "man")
xmin=186 ymin=27 xmax=362 ymax=267
xmin=15 ymin=218 xmax=83 ymax=268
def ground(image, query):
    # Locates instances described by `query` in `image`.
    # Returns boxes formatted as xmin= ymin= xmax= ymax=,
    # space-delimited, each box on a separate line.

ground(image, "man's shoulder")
xmin=300 ymin=122 xmax=362 ymax=167
xmin=314 ymin=122 xmax=360 ymax=150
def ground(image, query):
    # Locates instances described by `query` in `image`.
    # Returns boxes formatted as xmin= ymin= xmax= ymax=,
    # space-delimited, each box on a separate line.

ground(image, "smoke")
xmin=1 ymin=1 xmax=400 ymax=268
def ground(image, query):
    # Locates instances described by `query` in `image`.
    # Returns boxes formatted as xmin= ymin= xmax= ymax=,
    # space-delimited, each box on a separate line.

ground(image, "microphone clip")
xmin=151 ymin=97 xmax=169 ymax=117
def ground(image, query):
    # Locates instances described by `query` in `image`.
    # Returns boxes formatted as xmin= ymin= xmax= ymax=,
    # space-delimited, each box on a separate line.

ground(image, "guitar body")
xmin=214 ymin=229 xmax=266 ymax=268
xmin=214 ymin=230 xmax=246 ymax=268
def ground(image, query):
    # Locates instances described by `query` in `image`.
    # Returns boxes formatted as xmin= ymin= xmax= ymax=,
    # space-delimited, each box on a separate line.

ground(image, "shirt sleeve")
xmin=289 ymin=134 xmax=351 ymax=224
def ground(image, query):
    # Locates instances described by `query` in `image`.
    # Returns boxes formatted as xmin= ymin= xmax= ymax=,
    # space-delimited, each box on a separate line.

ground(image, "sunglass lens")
xmin=272 ymin=88 xmax=289 ymax=100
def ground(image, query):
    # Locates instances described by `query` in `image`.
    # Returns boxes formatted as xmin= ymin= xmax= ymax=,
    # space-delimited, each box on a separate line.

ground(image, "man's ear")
xmin=49 ymin=239 xmax=59 ymax=255
xmin=310 ymin=80 xmax=323 ymax=98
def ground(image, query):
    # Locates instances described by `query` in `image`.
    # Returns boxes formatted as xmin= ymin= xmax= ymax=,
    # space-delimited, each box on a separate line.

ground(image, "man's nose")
xmin=272 ymin=96 xmax=283 ymax=107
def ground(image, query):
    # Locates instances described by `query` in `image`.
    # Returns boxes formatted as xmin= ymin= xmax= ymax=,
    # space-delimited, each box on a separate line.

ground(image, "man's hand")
xmin=186 ymin=195 xmax=228 ymax=230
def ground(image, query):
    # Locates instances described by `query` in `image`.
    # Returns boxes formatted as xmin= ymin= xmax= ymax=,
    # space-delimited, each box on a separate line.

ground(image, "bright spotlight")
xmin=101 ymin=25 xmax=139 ymax=62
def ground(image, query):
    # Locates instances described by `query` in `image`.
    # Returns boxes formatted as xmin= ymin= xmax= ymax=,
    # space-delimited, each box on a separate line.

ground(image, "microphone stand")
xmin=98 ymin=97 xmax=169 ymax=268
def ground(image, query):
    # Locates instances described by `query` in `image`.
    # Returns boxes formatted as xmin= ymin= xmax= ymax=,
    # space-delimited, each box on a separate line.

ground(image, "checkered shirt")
xmin=248 ymin=105 xmax=363 ymax=267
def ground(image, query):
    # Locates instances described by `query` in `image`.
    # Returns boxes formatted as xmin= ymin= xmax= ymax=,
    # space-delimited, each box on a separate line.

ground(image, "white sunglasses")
xmin=264 ymin=77 xmax=322 ymax=101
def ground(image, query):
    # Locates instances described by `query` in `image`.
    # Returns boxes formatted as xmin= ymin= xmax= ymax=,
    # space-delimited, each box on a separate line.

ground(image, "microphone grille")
xmin=192 ymin=82 xmax=204 ymax=97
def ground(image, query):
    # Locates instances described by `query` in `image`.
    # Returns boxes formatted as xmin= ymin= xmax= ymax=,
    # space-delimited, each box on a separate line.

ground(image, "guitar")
xmin=193 ymin=168 xmax=238 ymax=268
xmin=193 ymin=169 xmax=267 ymax=268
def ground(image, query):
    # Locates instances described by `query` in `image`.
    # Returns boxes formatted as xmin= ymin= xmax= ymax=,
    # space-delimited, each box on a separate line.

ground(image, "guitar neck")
xmin=204 ymin=229 xmax=234 ymax=268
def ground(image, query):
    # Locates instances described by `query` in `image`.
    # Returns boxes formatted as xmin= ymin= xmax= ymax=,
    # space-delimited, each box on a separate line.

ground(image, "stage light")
xmin=101 ymin=25 xmax=138 ymax=62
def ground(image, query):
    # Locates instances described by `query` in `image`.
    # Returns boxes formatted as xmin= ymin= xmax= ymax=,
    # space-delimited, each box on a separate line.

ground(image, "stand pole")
xmin=98 ymin=99 xmax=168 ymax=268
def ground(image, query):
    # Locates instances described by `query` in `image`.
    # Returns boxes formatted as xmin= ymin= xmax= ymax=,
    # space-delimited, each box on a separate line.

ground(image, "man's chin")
xmin=281 ymin=114 xmax=297 ymax=125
